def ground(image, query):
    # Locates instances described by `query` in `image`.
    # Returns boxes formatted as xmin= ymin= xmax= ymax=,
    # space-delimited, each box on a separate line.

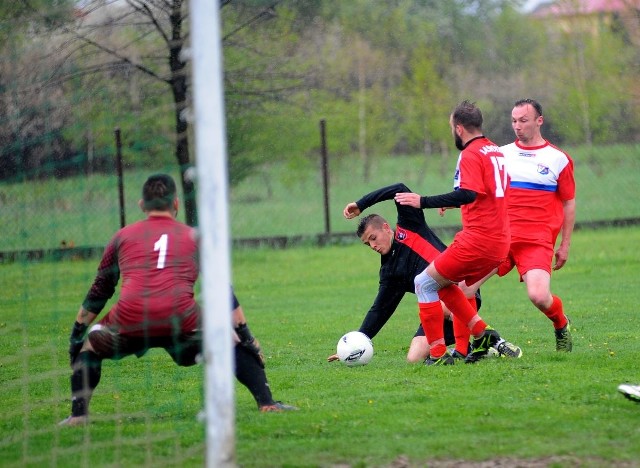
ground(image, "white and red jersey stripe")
xmin=501 ymin=139 xmax=575 ymax=245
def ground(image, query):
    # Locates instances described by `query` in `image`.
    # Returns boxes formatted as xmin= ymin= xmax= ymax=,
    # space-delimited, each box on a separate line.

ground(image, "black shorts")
xmin=87 ymin=324 xmax=202 ymax=367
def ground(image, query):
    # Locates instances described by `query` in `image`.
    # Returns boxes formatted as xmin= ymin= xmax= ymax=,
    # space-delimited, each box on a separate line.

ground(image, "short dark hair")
xmin=356 ymin=214 xmax=386 ymax=237
xmin=142 ymin=173 xmax=177 ymax=211
xmin=451 ymin=100 xmax=483 ymax=131
xmin=514 ymin=98 xmax=543 ymax=118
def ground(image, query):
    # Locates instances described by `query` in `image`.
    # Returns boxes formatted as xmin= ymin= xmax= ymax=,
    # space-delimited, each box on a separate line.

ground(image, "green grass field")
xmin=2 ymin=226 xmax=640 ymax=467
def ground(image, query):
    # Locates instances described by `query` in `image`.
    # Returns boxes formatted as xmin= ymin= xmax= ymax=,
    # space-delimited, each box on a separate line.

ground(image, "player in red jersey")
xmin=59 ymin=174 xmax=295 ymax=426
xmin=395 ymin=100 xmax=522 ymax=364
xmin=499 ymin=99 xmax=575 ymax=351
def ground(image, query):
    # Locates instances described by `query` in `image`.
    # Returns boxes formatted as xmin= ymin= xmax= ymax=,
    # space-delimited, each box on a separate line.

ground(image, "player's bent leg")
xmin=59 ymin=350 xmax=103 ymax=426
xmin=167 ymin=331 xmax=202 ymax=366
xmin=60 ymin=325 xmax=130 ymax=427
xmin=407 ymin=336 xmax=429 ymax=363
xmin=234 ymin=344 xmax=297 ymax=412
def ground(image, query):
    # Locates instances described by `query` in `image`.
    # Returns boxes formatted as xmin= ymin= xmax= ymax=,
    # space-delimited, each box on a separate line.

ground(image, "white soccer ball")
xmin=336 ymin=331 xmax=374 ymax=367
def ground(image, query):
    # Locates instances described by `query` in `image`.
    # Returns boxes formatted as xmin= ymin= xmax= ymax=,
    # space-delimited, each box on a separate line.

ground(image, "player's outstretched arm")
xmin=395 ymin=189 xmax=476 ymax=209
xmin=394 ymin=192 xmax=421 ymax=208
xmin=343 ymin=202 xmax=361 ymax=219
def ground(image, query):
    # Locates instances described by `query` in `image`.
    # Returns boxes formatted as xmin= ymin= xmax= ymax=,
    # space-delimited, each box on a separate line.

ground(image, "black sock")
xmin=70 ymin=351 xmax=102 ymax=417
xmin=234 ymin=345 xmax=274 ymax=407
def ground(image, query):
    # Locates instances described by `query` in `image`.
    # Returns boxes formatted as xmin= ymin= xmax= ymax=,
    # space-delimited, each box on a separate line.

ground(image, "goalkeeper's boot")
xmin=424 ymin=351 xmax=455 ymax=366
xmin=260 ymin=401 xmax=299 ymax=413
xmin=618 ymin=384 xmax=640 ymax=403
xmin=58 ymin=415 xmax=88 ymax=427
xmin=555 ymin=317 xmax=573 ymax=352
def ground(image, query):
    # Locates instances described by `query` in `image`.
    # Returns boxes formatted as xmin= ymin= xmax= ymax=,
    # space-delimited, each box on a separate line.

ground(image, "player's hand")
xmin=394 ymin=192 xmax=421 ymax=208
xmin=438 ymin=207 xmax=455 ymax=217
xmin=68 ymin=321 xmax=88 ymax=367
xmin=343 ymin=202 xmax=361 ymax=219
xmin=553 ymin=244 xmax=569 ymax=270
xmin=327 ymin=353 xmax=339 ymax=362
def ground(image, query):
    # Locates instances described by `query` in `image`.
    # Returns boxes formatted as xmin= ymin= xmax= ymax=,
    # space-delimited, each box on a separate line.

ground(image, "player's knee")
xmin=528 ymin=289 xmax=551 ymax=310
xmin=406 ymin=337 xmax=429 ymax=363
xmin=414 ymin=271 xmax=440 ymax=303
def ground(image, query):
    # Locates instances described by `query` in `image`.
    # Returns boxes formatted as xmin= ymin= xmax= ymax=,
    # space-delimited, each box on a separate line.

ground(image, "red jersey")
xmin=83 ymin=215 xmax=199 ymax=336
xmin=452 ymin=136 xmax=510 ymax=259
xmin=501 ymin=140 xmax=575 ymax=245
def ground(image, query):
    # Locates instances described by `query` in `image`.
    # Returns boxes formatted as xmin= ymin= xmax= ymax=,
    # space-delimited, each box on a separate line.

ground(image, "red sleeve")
xmin=557 ymin=157 xmax=575 ymax=201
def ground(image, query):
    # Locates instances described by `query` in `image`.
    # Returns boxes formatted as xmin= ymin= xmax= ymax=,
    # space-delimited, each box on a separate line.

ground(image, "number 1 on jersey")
xmin=154 ymin=234 xmax=168 ymax=269
xmin=490 ymin=156 xmax=508 ymax=198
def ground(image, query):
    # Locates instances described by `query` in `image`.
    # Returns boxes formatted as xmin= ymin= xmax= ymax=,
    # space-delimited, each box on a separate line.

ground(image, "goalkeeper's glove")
xmin=69 ymin=321 xmax=88 ymax=367
xmin=235 ymin=323 xmax=265 ymax=368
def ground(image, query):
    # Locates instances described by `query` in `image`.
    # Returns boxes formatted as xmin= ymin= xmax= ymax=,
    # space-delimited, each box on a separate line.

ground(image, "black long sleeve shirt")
xmin=355 ymin=183 xmax=448 ymax=339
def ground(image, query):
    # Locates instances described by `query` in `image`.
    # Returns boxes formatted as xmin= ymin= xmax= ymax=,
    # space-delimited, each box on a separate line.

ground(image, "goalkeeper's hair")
xmin=356 ymin=214 xmax=387 ymax=238
xmin=142 ymin=173 xmax=177 ymax=211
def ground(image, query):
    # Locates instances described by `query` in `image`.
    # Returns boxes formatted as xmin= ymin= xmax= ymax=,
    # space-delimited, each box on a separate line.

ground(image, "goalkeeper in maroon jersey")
xmin=59 ymin=174 xmax=295 ymax=426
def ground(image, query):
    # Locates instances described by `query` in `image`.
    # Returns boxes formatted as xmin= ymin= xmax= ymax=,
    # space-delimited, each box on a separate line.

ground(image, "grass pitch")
xmin=1 ymin=226 xmax=640 ymax=467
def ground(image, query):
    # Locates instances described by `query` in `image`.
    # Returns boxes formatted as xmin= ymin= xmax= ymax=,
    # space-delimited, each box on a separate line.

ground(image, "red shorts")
xmin=434 ymin=237 xmax=507 ymax=286
xmin=497 ymin=241 xmax=553 ymax=280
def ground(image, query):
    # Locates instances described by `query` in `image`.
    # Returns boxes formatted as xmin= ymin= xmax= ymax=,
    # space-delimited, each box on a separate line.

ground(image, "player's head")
xmin=512 ymin=98 xmax=544 ymax=144
xmin=357 ymin=214 xmax=394 ymax=255
xmin=450 ymin=100 xmax=483 ymax=150
xmin=140 ymin=173 xmax=178 ymax=214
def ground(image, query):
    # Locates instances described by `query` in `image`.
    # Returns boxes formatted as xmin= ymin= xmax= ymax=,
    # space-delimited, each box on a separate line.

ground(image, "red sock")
xmin=452 ymin=315 xmax=470 ymax=355
xmin=543 ymin=295 xmax=567 ymax=329
xmin=419 ymin=301 xmax=446 ymax=358
xmin=451 ymin=297 xmax=477 ymax=355
xmin=438 ymin=285 xmax=487 ymax=338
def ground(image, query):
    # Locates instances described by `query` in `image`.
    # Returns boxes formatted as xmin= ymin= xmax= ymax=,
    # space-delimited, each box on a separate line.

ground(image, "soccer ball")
xmin=336 ymin=331 xmax=374 ymax=367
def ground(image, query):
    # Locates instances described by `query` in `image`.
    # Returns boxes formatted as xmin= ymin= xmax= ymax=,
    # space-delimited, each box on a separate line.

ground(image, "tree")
xmin=0 ymin=0 xmax=76 ymax=182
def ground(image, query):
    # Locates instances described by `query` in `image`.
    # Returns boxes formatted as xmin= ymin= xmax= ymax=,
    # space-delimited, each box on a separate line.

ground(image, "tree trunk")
xmin=169 ymin=0 xmax=197 ymax=226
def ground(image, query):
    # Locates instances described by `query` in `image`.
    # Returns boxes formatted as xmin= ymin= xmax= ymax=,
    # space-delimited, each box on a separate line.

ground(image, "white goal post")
xmin=189 ymin=0 xmax=235 ymax=466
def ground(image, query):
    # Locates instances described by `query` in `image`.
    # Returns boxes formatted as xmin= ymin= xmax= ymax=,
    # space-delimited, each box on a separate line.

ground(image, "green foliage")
xmin=1 ymin=227 xmax=640 ymax=466
xmin=547 ymin=28 xmax=638 ymax=145
xmin=2 ymin=0 xmax=639 ymax=188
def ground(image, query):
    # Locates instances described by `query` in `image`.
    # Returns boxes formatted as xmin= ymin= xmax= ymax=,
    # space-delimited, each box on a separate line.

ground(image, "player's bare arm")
xmin=554 ymin=198 xmax=576 ymax=271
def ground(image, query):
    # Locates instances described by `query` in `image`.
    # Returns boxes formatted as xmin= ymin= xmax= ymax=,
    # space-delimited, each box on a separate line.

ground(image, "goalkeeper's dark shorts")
xmin=87 ymin=324 xmax=202 ymax=367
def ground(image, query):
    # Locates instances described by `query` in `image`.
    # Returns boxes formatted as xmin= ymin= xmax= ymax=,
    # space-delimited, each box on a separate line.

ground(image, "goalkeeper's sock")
xmin=542 ymin=295 xmax=568 ymax=329
xmin=234 ymin=344 xmax=274 ymax=407
xmin=70 ymin=351 xmax=102 ymax=417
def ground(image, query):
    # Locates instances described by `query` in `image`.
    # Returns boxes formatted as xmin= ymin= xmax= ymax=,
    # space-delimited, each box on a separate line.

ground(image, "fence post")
xmin=114 ymin=127 xmax=126 ymax=228
xmin=320 ymin=119 xmax=330 ymax=236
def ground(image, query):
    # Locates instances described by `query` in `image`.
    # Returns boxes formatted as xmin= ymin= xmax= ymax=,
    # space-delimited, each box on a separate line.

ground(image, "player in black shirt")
xmin=328 ymin=183 xmax=482 ymax=363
